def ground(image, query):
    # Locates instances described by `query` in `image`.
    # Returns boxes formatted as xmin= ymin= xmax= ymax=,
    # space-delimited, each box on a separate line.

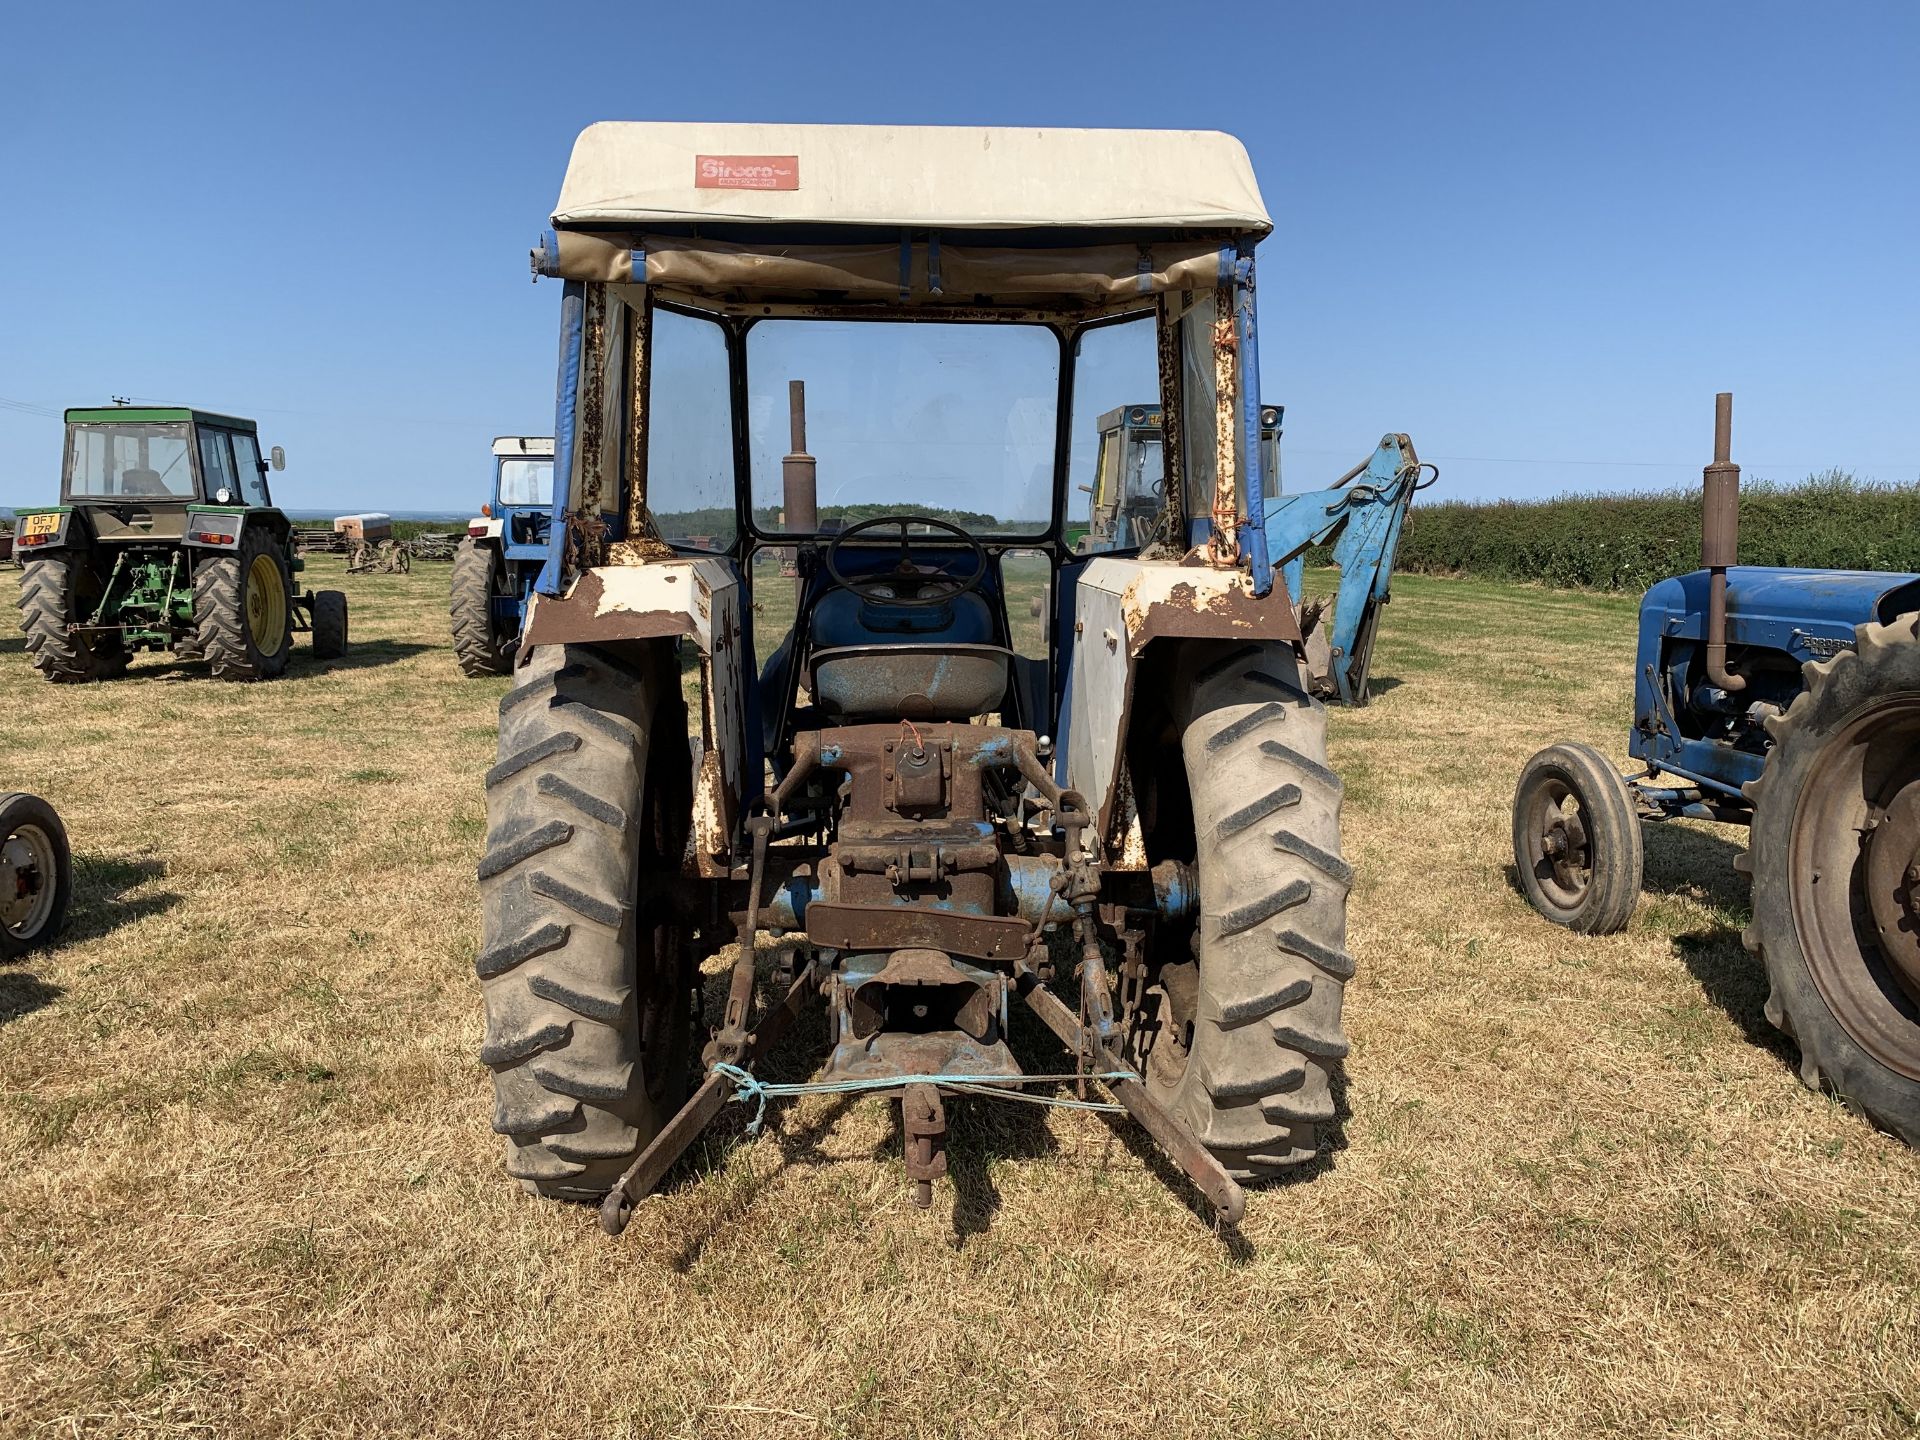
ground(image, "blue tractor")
xmin=450 ymin=436 xmax=553 ymax=676
xmin=1514 ymin=394 xmax=1920 ymax=1147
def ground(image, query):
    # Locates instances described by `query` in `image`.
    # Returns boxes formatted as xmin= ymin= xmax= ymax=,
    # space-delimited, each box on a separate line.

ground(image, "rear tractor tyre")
xmin=1743 ymin=612 xmax=1920 ymax=1147
xmin=194 ymin=528 xmax=293 ymax=681
xmin=0 ymin=792 xmax=72 ymax=960
xmin=451 ymin=539 xmax=514 ymax=678
xmin=310 ymin=590 xmax=349 ymax=659
xmin=477 ymin=643 xmax=695 ymax=1200
xmin=17 ymin=553 xmax=127 ymax=683
xmin=1129 ymin=641 xmax=1352 ymax=1179
xmin=1512 ymin=742 xmax=1643 ymax=935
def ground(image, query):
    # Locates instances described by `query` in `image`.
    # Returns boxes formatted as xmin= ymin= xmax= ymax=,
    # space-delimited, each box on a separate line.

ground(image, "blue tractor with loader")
xmin=1515 ymin=393 xmax=1920 ymax=1148
xmin=450 ymin=436 xmax=554 ymax=676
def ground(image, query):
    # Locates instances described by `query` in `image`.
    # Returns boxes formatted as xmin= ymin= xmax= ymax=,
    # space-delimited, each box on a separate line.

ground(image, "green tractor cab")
xmin=13 ymin=406 xmax=348 ymax=682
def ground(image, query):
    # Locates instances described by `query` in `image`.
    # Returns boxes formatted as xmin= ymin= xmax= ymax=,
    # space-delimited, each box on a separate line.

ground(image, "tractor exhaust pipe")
xmin=783 ymin=380 xmax=818 ymax=602
xmin=1702 ymin=391 xmax=1745 ymax=692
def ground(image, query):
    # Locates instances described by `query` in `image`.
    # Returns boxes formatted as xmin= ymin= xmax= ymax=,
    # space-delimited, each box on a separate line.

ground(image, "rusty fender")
xmin=522 ymin=559 xmax=746 ymax=877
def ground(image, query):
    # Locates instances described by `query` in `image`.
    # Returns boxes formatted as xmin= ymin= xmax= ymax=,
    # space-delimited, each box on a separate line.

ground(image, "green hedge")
xmin=1391 ymin=471 xmax=1920 ymax=591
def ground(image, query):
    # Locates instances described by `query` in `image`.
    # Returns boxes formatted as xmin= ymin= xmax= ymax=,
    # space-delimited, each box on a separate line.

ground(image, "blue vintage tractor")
xmin=450 ymin=436 xmax=553 ymax=676
xmin=475 ymin=121 xmax=1427 ymax=1232
xmin=1514 ymin=394 xmax=1920 ymax=1147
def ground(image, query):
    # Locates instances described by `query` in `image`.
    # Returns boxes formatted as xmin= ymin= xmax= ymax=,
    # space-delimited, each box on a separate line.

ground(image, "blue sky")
xmin=2 ymin=0 xmax=1915 ymax=514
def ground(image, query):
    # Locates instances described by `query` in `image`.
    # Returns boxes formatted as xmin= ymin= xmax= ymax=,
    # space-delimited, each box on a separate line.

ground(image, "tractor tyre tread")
xmin=451 ymin=538 xmax=512 ymax=678
xmin=193 ymin=529 xmax=292 ymax=682
xmin=1510 ymin=741 xmax=1643 ymax=935
xmin=310 ymin=590 xmax=349 ymax=659
xmin=17 ymin=554 xmax=126 ymax=683
xmin=1154 ymin=641 xmax=1350 ymax=1178
xmin=1741 ymin=612 xmax=1920 ymax=1148
xmin=478 ymin=643 xmax=679 ymax=1200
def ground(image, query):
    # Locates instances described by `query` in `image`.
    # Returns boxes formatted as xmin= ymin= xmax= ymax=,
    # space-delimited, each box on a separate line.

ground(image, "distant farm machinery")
xmin=13 ymin=405 xmax=348 ymax=682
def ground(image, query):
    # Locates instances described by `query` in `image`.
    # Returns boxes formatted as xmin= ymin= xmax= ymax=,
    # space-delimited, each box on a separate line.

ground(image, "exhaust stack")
xmin=783 ymin=380 xmax=818 ymax=602
xmin=1702 ymin=391 xmax=1744 ymax=692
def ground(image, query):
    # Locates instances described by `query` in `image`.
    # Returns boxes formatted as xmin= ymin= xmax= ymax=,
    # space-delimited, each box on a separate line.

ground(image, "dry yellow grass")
xmin=1 ymin=558 xmax=1916 ymax=1438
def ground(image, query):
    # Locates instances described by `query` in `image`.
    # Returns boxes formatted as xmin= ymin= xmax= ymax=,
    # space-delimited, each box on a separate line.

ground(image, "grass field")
xmin=2 ymin=558 xmax=1917 ymax=1438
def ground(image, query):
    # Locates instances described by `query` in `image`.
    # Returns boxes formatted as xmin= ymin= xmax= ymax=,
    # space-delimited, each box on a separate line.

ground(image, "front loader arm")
xmin=1264 ymin=434 xmax=1433 ymax=705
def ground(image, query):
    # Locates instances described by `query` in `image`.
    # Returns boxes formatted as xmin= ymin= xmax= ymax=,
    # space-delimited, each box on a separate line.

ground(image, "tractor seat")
xmin=806 ymin=587 xmax=1011 ymax=722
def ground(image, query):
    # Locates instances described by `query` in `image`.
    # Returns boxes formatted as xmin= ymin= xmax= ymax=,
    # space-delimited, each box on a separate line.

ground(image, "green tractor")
xmin=13 ymin=407 xmax=348 ymax=682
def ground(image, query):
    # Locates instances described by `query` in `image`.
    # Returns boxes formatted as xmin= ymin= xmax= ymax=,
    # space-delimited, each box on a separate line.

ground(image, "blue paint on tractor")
xmin=477 ymin=447 xmax=557 ymax=640
xmin=535 ymin=281 xmax=584 ymax=598
xmin=1629 ymin=565 xmax=1920 ymax=802
xmin=1264 ymin=432 xmax=1430 ymax=705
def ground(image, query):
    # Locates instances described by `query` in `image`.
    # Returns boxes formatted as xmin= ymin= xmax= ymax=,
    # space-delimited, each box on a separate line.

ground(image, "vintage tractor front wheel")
xmin=194 ymin=530 xmax=293 ymax=681
xmin=477 ymin=643 xmax=695 ymax=1199
xmin=1744 ymin=613 xmax=1920 ymax=1146
xmin=1512 ymin=742 xmax=1643 ymax=934
xmin=450 ymin=539 xmax=515 ymax=677
xmin=17 ymin=553 xmax=128 ymax=683
xmin=1130 ymin=641 xmax=1351 ymax=1179
xmin=0 ymin=792 xmax=71 ymax=960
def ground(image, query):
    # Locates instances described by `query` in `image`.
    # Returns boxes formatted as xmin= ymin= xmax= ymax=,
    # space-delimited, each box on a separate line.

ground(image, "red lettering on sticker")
xmin=695 ymin=154 xmax=800 ymax=191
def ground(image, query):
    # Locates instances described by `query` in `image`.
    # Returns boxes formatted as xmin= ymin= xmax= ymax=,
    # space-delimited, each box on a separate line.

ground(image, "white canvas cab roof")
xmin=552 ymin=122 xmax=1270 ymax=234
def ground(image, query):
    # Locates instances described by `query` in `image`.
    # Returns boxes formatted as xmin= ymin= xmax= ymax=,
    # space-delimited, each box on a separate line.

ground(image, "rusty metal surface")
xmin=902 ymin=1083 xmax=947 ymax=1208
xmin=1864 ymin=779 xmax=1920 ymax=1005
xmin=1065 ymin=558 xmax=1300 ymax=843
xmin=1015 ymin=966 xmax=1246 ymax=1227
xmin=848 ymin=948 xmax=998 ymax=1042
xmin=1152 ymin=298 xmax=1187 ymax=553
xmin=802 ymin=900 xmax=1031 ymax=961
xmin=1702 ymin=392 xmax=1746 ymax=693
xmin=572 ymin=285 xmax=609 ymax=571
xmin=522 ymin=569 xmax=697 ymax=647
xmin=599 ymin=959 xmax=822 ymax=1235
xmin=1207 ymin=280 xmax=1240 ymax=567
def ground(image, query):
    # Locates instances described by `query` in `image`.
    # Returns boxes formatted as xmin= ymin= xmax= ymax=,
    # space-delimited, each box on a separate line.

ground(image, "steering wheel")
xmin=823 ymin=514 xmax=988 ymax=610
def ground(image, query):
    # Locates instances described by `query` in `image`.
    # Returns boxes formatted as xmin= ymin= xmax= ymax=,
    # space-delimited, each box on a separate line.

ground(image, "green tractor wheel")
xmin=310 ymin=589 xmax=350 ymax=660
xmin=194 ymin=529 xmax=293 ymax=681
xmin=1743 ymin=612 xmax=1920 ymax=1147
xmin=16 ymin=553 xmax=128 ymax=684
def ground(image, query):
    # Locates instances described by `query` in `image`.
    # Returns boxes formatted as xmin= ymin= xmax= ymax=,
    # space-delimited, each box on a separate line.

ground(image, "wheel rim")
xmin=1 ymin=823 xmax=58 ymax=941
xmin=1521 ymin=775 xmax=1593 ymax=909
xmin=1789 ymin=695 xmax=1920 ymax=1080
xmin=246 ymin=553 xmax=287 ymax=652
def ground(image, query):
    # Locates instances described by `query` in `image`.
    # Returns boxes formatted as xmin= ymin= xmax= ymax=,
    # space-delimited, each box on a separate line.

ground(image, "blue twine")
xmin=708 ymin=1061 xmax=1141 ymax=1135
